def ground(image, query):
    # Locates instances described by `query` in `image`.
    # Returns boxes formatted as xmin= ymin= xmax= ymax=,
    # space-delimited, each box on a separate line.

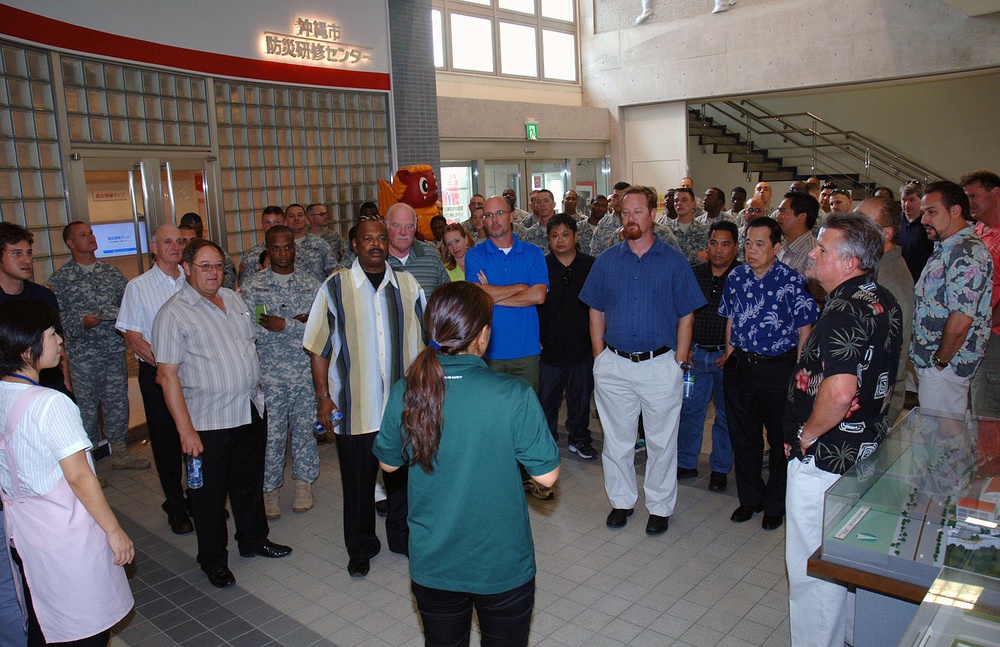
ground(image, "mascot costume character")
xmin=377 ymin=164 xmax=440 ymax=241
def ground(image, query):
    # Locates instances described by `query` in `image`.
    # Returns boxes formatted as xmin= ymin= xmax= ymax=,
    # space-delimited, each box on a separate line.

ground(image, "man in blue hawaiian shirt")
xmin=719 ymin=218 xmax=818 ymax=530
xmin=911 ymin=180 xmax=993 ymax=416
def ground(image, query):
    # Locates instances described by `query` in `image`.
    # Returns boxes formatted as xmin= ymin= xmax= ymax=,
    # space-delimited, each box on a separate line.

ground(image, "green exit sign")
xmin=525 ymin=123 xmax=539 ymax=140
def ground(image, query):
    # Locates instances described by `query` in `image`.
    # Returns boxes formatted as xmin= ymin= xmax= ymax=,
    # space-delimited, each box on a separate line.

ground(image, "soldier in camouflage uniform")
xmin=306 ymin=202 xmax=346 ymax=263
xmin=240 ymin=225 xmax=322 ymax=518
xmin=48 ymin=222 xmax=149 ymax=469
xmin=239 ymin=205 xmax=284 ymax=285
xmin=285 ymin=203 xmax=338 ymax=282
xmin=661 ymin=187 xmax=710 ymax=264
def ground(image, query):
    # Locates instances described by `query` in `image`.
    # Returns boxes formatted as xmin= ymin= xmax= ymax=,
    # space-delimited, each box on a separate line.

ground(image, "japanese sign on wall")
xmin=264 ymin=16 xmax=373 ymax=66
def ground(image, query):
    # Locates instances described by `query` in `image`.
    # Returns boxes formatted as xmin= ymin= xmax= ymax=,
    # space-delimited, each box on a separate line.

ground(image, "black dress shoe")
xmin=730 ymin=504 xmax=764 ymax=523
xmin=375 ymin=500 xmax=388 ymax=517
xmin=762 ymin=514 xmax=784 ymax=530
xmin=162 ymin=502 xmax=194 ymax=535
xmin=677 ymin=467 xmax=699 ymax=480
xmin=347 ymin=557 xmax=370 ymax=577
xmin=606 ymin=508 xmax=634 ymax=528
xmin=708 ymin=472 xmax=728 ymax=492
xmin=646 ymin=514 xmax=670 ymax=535
xmin=239 ymin=540 xmax=292 ymax=559
xmin=206 ymin=567 xmax=235 ymax=588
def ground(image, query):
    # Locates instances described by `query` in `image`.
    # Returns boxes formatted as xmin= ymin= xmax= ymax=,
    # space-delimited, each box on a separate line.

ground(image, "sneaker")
xmin=110 ymin=442 xmax=151 ymax=470
xmin=635 ymin=438 xmax=646 ymax=452
xmin=263 ymin=489 xmax=281 ymax=519
xmin=569 ymin=442 xmax=598 ymax=460
xmin=292 ymin=479 xmax=313 ymax=513
xmin=524 ymin=480 xmax=555 ymax=500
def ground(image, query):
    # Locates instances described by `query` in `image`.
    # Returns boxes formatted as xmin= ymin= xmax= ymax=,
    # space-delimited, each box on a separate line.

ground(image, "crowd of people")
xmin=0 ymin=168 xmax=996 ymax=646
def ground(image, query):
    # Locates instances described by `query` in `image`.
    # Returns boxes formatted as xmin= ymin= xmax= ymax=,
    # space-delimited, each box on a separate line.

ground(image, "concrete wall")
xmin=581 ymin=0 xmax=1000 ymax=180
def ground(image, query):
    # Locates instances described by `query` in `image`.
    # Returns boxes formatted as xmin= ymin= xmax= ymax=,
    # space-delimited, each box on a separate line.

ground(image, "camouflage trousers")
xmin=68 ymin=343 xmax=129 ymax=446
xmin=262 ymin=374 xmax=320 ymax=491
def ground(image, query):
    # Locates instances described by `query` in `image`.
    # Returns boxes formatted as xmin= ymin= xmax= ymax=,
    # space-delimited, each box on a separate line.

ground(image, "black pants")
xmin=137 ymin=361 xmax=186 ymax=516
xmin=723 ymin=351 xmax=794 ymax=516
xmin=11 ymin=547 xmax=111 ymax=647
xmin=538 ymin=359 xmax=594 ymax=446
xmin=411 ymin=578 xmax=535 ymax=647
xmin=190 ymin=405 xmax=270 ymax=572
xmin=332 ymin=431 xmax=409 ymax=559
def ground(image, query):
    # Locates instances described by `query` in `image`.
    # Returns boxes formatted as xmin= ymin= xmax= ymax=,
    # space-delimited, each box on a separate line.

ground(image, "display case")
xmin=821 ymin=409 xmax=1000 ymax=587
xmin=899 ymin=567 xmax=1000 ymax=647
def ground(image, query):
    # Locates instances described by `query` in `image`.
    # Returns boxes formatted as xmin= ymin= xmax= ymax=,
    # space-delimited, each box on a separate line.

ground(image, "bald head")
xmin=857 ymin=196 xmax=901 ymax=248
xmin=151 ymin=225 xmax=184 ymax=269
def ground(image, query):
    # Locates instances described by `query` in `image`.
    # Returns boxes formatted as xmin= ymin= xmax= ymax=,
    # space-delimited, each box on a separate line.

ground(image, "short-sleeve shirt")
xmin=975 ymin=220 xmax=1000 ymax=335
xmin=151 ymin=282 xmax=263 ymax=431
xmin=464 ymin=235 xmax=549 ymax=360
xmin=691 ymin=260 xmax=741 ymax=346
xmin=784 ymin=276 xmax=903 ymax=475
xmin=719 ymin=260 xmax=819 ymax=356
xmin=387 ymin=240 xmax=451 ymax=294
xmin=115 ymin=263 xmax=185 ymax=347
xmin=900 ymin=215 xmax=934 ymax=283
xmin=777 ymin=232 xmax=817 ymax=278
xmin=579 ymin=237 xmax=706 ymax=353
xmin=374 ymin=354 xmax=560 ymax=594
xmin=538 ymin=252 xmax=595 ymax=367
xmin=0 ymin=383 xmax=92 ymax=497
xmin=911 ymin=226 xmax=994 ymax=377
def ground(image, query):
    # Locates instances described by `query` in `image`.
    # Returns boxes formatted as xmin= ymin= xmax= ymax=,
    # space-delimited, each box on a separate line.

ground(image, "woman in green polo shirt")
xmin=375 ymin=281 xmax=560 ymax=647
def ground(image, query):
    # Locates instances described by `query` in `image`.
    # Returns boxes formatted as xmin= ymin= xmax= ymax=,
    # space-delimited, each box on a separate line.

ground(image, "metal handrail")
xmin=694 ymin=100 xmax=943 ymax=191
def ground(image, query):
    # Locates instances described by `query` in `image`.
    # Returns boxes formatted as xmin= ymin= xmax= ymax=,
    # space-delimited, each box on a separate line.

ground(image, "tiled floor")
xmin=101 ymin=405 xmax=791 ymax=646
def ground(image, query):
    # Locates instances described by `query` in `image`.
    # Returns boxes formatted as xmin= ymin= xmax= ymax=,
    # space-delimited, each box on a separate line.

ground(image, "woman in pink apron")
xmin=0 ymin=301 xmax=134 ymax=646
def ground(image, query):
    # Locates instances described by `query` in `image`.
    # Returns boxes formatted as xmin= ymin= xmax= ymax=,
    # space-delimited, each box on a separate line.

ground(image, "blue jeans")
xmin=0 ymin=511 xmax=27 ymax=647
xmin=538 ymin=359 xmax=594 ymax=446
xmin=677 ymin=347 xmax=733 ymax=474
xmin=411 ymin=578 xmax=534 ymax=647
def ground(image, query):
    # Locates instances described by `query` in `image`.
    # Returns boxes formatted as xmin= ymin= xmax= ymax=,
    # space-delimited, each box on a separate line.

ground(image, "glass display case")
xmin=822 ymin=409 xmax=1000 ymax=587
xmin=899 ymin=567 xmax=1000 ymax=647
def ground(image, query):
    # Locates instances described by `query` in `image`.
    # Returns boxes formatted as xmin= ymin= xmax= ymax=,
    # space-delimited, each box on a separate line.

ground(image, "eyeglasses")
xmin=745 ymin=207 xmax=763 ymax=214
xmin=191 ymin=262 xmax=224 ymax=272
xmin=482 ymin=210 xmax=508 ymax=219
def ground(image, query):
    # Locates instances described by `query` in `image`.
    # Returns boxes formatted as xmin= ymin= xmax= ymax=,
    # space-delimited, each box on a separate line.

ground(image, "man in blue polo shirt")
xmin=580 ymin=185 xmax=705 ymax=536
xmin=465 ymin=194 xmax=551 ymax=497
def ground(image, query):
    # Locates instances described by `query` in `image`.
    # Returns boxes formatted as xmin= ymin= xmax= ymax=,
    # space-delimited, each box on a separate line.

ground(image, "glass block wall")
xmin=0 ymin=42 xmax=68 ymax=282
xmin=60 ymin=55 xmax=210 ymax=147
xmin=215 ymin=81 xmax=392 ymax=253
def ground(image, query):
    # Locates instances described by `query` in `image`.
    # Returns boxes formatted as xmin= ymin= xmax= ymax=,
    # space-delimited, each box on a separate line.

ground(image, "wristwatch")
xmin=797 ymin=424 xmax=818 ymax=448
xmin=931 ymin=353 xmax=948 ymax=369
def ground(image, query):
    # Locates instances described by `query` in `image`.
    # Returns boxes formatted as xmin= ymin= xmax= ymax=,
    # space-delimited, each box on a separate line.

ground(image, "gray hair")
xmin=821 ymin=213 xmax=883 ymax=273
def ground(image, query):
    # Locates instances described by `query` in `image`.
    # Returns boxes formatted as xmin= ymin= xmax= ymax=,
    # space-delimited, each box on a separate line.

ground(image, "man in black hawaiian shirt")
xmin=783 ymin=213 xmax=903 ymax=647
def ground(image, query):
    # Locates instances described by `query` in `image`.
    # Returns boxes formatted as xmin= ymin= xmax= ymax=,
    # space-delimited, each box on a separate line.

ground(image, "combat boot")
xmin=264 ymin=489 xmax=281 ymax=519
xmin=110 ymin=442 xmax=151 ymax=470
xmin=292 ymin=479 xmax=313 ymax=513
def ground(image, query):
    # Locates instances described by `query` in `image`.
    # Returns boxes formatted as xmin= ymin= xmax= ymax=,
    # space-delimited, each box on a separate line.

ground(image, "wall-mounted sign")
xmin=525 ymin=123 xmax=539 ymax=141
xmin=264 ymin=16 xmax=373 ymax=66
xmin=93 ymin=190 xmax=127 ymax=202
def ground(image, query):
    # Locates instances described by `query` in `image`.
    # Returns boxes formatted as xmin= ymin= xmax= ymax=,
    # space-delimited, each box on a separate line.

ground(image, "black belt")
xmin=733 ymin=348 xmax=795 ymax=364
xmin=606 ymin=343 xmax=671 ymax=363
xmin=694 ymin=344 xmax=725 ymax=352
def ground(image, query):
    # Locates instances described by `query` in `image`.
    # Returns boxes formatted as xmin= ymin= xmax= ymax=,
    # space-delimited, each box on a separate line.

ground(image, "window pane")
xmin=541 ymin=0 xmax=573 ymax=21
xmin=432 ymin=9 xmax=444 ymax=68
xmin=499 ymin=0 xmax=534 ymax=15
xmin=440 ymin=165 xmax=475 ymax=223
xmin=459 ymin=0 xmax=490 ymax=5
xmin=542 ymin=29 xmax=576 ymax=81
xmin=499 ymin=22 xmax=537 ymax=77
xmin=451 ymin=14 xmax=494 ymax=73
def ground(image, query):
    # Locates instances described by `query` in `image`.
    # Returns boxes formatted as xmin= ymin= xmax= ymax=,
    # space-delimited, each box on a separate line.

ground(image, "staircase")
xmin=687 ymin=101 xmax=942 ymax=197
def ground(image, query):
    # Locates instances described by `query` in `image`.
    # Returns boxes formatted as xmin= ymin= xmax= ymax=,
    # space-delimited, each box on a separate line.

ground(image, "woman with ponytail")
xmin=375 ymin=281 xmax=559 ymax=647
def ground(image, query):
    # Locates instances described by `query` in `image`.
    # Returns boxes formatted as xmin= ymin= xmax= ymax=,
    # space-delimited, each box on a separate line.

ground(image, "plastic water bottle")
xmin=683 ymin=369 xmax=695 ymax=399
xmin=186 ymin=455 xmax=203 ymax=489
xmin=314 ymin=410 xmax=344 ymax=434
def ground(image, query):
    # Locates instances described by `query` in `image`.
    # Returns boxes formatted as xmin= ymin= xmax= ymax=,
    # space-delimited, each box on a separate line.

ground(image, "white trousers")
xmin=594 ymin=349 xmax=682 ymax=517
xmin=916 ymin=365 xmax=970 ymax=417
xmin=787 ymin=457 xmax=847 ymax=647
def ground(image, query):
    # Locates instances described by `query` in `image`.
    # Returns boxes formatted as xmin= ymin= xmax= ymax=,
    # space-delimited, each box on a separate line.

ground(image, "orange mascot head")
xmin=378 ymin=164 xmax=440 ymax=240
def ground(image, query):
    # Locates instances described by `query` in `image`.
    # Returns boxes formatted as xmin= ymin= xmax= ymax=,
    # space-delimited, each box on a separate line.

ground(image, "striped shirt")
xmin=303 ymin=261 xmax=425 ymax=435
xmin=387 ymin=240 xmax=451 ymax=294
xmin=116 ymin=263 xmax=185 ymax=355
xmin=151 ymin=282 xmax=264 ymax=431
xmin=0 ymin=383 xmax=93 ymax=498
